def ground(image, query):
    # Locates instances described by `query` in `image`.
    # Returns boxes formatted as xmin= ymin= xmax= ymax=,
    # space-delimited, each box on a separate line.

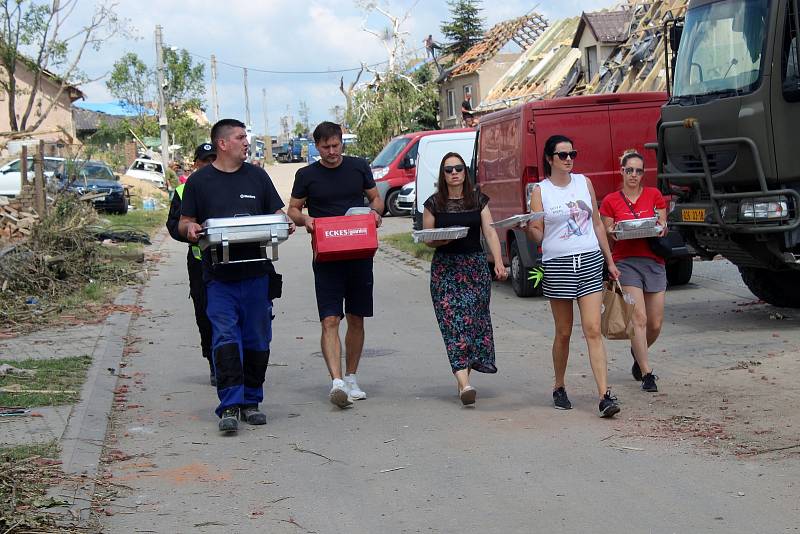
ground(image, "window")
xmin=463 ymin=85 xmax=473 ymax=99
xmin=446 ymin=89 xmax=456 ymax=118
xmin=586 ymin=46 xmax=598 ymax=80
xmin=783 ymin=0 xmax=800 ymax=101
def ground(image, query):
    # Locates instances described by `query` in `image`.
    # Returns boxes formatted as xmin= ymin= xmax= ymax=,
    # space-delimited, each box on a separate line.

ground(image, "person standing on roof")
xmin=166 ymin=143 xmax=217 ymax=386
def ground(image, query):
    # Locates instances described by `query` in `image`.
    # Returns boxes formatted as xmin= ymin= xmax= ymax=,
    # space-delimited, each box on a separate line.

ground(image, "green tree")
xmin=440 ymin=0 xmax=485 ymax=57
xmin=106 ymin=53 xmax=151 ymax=131
xmin=0 ymin=0 xmax=127 ymax=134
xmin=346 ymin=65 xmax=440 ymax=158
xmin=293 ymin=121 xmax=306 ymax=137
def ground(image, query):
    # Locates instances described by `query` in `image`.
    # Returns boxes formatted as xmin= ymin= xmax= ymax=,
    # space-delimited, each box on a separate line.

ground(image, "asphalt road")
xmin=98 ymin=163 xmax=799 ymax=533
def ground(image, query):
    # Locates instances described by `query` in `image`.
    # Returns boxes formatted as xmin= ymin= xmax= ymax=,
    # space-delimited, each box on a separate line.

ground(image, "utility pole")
xmin=262 ymin=88 xmax=272 ymax=163
xmin=154 ymin=25 xmax=170 ymax=169
xmin=243 ymin=67 xmax=251 ymax=128
xmin=210 ymin=54 xmax=219 ymax=123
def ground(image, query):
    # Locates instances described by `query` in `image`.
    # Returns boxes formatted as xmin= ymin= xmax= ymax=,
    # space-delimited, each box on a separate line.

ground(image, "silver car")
xmin=0 ymin=156 xmax=64 ymax=197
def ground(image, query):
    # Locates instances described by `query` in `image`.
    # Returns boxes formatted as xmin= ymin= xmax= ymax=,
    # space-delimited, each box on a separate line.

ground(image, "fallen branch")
xmin=290 ymin=443 xmax=338 ymax=464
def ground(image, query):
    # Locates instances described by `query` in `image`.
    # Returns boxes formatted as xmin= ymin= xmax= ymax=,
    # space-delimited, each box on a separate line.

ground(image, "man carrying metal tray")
xmin=179 ymin=119 xmax=295 ymax=434
xmin=288 ymin=121 xmax=384 ymax=409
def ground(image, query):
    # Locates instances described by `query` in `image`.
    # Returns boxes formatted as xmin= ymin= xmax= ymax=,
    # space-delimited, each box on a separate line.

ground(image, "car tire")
xmin=385 ymin=189 xmax=404 ymax=217
xmin=666 ymin=256 xmax=693 ymax=286
xmin=510 ymin=240 xmax=540 ymax=297
xmin=739 ymin=267 xmax=800 ymax=308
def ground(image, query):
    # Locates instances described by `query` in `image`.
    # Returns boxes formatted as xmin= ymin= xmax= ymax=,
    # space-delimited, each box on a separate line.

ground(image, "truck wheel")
xmin=666 ymin=256 xmax=693 ymax=286
xmin=510 ymin=240 xmax=540 ymax=297
xmin=385 ymin=189 xmax=404 ymax=217
xmin=739 ymin=267 xmax=800 ymax=308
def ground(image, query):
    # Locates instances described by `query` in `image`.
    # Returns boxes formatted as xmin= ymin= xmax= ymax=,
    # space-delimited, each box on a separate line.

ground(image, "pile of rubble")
xmin=0 ymin=196 xmax=39 ymax=242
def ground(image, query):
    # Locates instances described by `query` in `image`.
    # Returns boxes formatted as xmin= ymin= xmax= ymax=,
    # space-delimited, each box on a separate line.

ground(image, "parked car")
xmin=56 ymin=160 xmax=129 ymax=214
xmin=372 ymin=128 xmax=472 ymax=217
xmin=397 ymin=182 xmax=415 ymax=212
xmin=0 ymin=156 xmax=64 ymax=197
xmin=125 ymin=158 xmax=165 ymax=188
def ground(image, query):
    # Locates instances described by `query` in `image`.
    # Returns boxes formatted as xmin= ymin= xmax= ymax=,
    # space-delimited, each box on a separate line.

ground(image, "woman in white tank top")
xmin=524 ymin=135 xmax=621 ymax=418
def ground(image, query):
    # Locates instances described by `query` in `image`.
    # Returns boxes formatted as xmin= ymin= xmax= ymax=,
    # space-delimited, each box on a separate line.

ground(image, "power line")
xmin=185 ymin=46 xmax=428 ymax=75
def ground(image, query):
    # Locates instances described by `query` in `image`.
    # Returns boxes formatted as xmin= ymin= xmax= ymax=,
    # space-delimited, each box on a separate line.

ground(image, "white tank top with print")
xmin=539 ymin=173 xmax=600 ymax=262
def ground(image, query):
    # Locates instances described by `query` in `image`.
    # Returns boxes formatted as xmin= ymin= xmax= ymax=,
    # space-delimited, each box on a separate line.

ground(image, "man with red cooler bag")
xmin=288 ymin=121 xmax=384 ymax=408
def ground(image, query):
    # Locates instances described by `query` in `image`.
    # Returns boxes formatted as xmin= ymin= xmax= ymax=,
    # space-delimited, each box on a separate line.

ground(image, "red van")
xmin=372 ymin=128 xmax=472 ymax=216
xmin=473 ymin=92 xmax=693 ymax=296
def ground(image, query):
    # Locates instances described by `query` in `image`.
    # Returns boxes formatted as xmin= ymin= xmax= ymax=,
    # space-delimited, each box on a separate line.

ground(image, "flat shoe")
xmin=459 ymin=386 xmax=476 ymax=405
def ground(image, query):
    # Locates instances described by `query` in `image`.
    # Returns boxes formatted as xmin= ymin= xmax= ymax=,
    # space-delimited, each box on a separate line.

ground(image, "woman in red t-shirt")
xmin=599 ymin=150 xmax=667 ymax=393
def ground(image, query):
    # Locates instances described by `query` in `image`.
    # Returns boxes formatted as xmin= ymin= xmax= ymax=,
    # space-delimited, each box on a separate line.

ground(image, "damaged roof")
xmin=447 ymin=12 xmax=549 ymax=78
xmin=573 ymin=0 xmax=688 ymax=95
xmin=476 ymin=17 xmax=582 ymax=111
xmin=572 ymin=9 xmax=633 ymax=47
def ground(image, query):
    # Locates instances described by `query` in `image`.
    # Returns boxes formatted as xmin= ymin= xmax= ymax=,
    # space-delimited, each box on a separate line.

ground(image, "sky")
xmin=67 ymin=0 xmax=613 ymax=136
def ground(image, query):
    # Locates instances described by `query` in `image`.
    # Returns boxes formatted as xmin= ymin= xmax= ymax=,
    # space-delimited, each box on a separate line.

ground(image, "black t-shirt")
xmin=424 ymin=193 xmax=489 ymax=254
xmin=291 ymin=156 xmax=375 ymax=218
xmin=181 ymin=162 xmax=285 ymax=282
xmin=461 ymin=99 xmax=472 ymax=118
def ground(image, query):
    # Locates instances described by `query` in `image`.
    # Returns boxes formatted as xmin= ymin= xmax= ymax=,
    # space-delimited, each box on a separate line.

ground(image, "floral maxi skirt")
xmin=430 ymin=251 xmax=497 ymax=373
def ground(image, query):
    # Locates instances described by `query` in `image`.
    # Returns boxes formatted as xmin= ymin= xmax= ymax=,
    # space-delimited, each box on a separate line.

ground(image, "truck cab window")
xmin=782 ymin=0 xmax=800 ymax=101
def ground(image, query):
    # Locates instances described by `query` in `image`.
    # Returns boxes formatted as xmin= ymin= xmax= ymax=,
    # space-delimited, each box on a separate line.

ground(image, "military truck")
xmin=654 ymin=0 xmax=800 ymax=307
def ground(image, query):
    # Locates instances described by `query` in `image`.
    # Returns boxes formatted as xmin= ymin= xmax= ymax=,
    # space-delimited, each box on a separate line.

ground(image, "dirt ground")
xmin=620 ymin=346 xmax=800 ymax=460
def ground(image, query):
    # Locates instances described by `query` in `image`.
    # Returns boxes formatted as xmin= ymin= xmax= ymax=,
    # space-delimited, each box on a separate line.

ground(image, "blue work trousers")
xmin=206 ymin=276 xmax=272 ymax=417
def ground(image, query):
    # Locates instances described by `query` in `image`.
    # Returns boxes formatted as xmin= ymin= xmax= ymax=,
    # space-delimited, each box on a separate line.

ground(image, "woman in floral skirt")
xmin=422 ymin=152 xmax=507 ymax=405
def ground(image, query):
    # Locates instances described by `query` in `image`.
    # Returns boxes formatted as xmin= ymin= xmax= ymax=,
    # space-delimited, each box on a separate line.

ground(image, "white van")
xmin=413 ymin=130 xmax=477 ymax=229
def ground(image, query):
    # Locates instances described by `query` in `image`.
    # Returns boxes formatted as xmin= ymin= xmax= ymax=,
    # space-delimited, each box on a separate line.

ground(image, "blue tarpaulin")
xmin=74 ymin=101 xmax=156 ymax=117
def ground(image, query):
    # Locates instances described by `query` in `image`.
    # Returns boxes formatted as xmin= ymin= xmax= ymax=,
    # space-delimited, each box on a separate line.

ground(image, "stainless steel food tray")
xmin=412 ymin=226 xmax=469 ymax=243
xmin=199 ymin=214 xmax=290 ymax=264
xmin=491 ymin=211 xmax=545 ymax=229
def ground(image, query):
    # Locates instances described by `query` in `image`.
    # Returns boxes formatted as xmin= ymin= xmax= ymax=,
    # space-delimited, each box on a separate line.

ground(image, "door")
xmin=609 ymin=101 xmax=663 ymax=194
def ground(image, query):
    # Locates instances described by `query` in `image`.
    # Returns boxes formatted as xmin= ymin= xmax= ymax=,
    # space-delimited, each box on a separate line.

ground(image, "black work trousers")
xmin=187 ymin=249 xmax=213 ymax=361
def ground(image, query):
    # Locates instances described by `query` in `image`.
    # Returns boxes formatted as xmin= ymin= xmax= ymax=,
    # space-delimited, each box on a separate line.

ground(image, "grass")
xmin=101 ymin=207 xmax=167 ymax=237
xmin=0 ymin=356 xmax=92 ymax=407
xmin=383 ymin=232 xmax=434 ymax=262
xmin=0 ymin=441 xmax=59 ymax=462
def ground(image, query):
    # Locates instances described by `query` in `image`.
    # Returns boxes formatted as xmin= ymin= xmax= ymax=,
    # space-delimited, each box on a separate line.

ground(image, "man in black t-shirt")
xmin=288 ymin=121 xmax=384 ymax=409
xmin=179 ymin=119 xmax=295 ymax=434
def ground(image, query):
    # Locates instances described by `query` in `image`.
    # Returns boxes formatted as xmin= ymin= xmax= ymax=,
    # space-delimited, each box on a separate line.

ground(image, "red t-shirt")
xmin=599 ymin=187 xmax=666 ymax=264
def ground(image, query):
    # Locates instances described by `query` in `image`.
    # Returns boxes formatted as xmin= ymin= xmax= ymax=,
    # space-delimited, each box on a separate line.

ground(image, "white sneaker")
xmin=329 ymin=378 xmax=352 ymax=408
xmin=344 ymin=374 xmax=367 ymax=400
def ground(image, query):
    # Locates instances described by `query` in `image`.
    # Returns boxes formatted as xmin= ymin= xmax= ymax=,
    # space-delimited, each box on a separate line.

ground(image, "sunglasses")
xmin=624 ymin=167 xmax=644 ymax=176
xmin=443 ymin=164 xmax=465 ymax=173
xmin=553 ymin=150 xmax=578 ymax=161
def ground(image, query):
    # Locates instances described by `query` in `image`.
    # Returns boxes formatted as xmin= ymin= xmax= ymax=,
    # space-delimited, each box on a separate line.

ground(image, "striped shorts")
xmin=542 ymin=249 xmax=604 ymax=299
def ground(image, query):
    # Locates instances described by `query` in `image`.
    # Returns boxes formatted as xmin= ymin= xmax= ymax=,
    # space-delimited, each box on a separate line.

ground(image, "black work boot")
xmin=218 ymin=407 xmax=239 ymax=433
xmin=240 ymin=405 xmax=267 ymax=425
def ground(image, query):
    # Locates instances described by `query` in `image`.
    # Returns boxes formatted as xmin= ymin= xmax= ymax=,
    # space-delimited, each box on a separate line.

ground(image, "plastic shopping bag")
xmin=601 ymin=280 xmax=635 ymax=340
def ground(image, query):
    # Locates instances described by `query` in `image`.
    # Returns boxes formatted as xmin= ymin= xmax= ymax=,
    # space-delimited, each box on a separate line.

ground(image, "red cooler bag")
xmin=312 ymin=214 xmax=378 ymax=262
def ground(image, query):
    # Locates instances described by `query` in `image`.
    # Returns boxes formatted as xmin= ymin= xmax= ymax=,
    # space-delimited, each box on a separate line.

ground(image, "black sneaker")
xmin=641 ymin=373 xmax=659 ymax=392
xmin=598 ymin=391 xmax=620 ymax=418
xmin=219 ymin=407 xmax=239 ymax=433
xmin=552 ymin=387 xmax=572 ymax=410
xmin=631 ymin=348 xmax=642 ymax=381
xmin=240 ymin=405 xmax=267 ymax=425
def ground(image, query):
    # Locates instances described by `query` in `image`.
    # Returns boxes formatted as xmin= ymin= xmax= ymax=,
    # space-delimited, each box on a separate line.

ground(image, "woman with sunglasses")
xmin=524 ymin=135 xmax=621 ymax=417
xmin=422 ymin=152 xmax=508 ymax=405
xmin=599 ymin=150 xmax=668 ymax=393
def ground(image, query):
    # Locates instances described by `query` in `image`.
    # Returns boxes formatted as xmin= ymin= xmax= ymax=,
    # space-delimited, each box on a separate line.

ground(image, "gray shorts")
xmin=617 ymin=257 xmax=667 ymax=293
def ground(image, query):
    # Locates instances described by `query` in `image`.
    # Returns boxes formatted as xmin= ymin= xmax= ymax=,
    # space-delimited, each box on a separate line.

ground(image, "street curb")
xmin=53 ymin=286 xmax=138 ymax=523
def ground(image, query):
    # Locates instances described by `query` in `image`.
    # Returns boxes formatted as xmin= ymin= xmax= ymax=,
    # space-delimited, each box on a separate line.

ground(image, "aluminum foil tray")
xmin=616 ymin=216 xmax=658 ymax=231
xmin=491 ymin=212 xmax=545 ymax=229
xmin=412 ymin=226 xmax=469 ymax=243
xmin=613 ymin=225 xmax=663 ymax=240
xmin=198 ymin=214 xmax=290 ymax=264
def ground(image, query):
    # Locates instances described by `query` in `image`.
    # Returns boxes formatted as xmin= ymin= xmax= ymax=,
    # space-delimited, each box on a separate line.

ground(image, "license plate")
xmin=681 ymin=208 xmax=705 ymax=222
xmin=93 ymin=196 xmax=107 ymax=202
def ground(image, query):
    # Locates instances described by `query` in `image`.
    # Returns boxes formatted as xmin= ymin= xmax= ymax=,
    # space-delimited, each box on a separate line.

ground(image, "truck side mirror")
xmin=669 ymin=24 xmax=682 ymax=51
